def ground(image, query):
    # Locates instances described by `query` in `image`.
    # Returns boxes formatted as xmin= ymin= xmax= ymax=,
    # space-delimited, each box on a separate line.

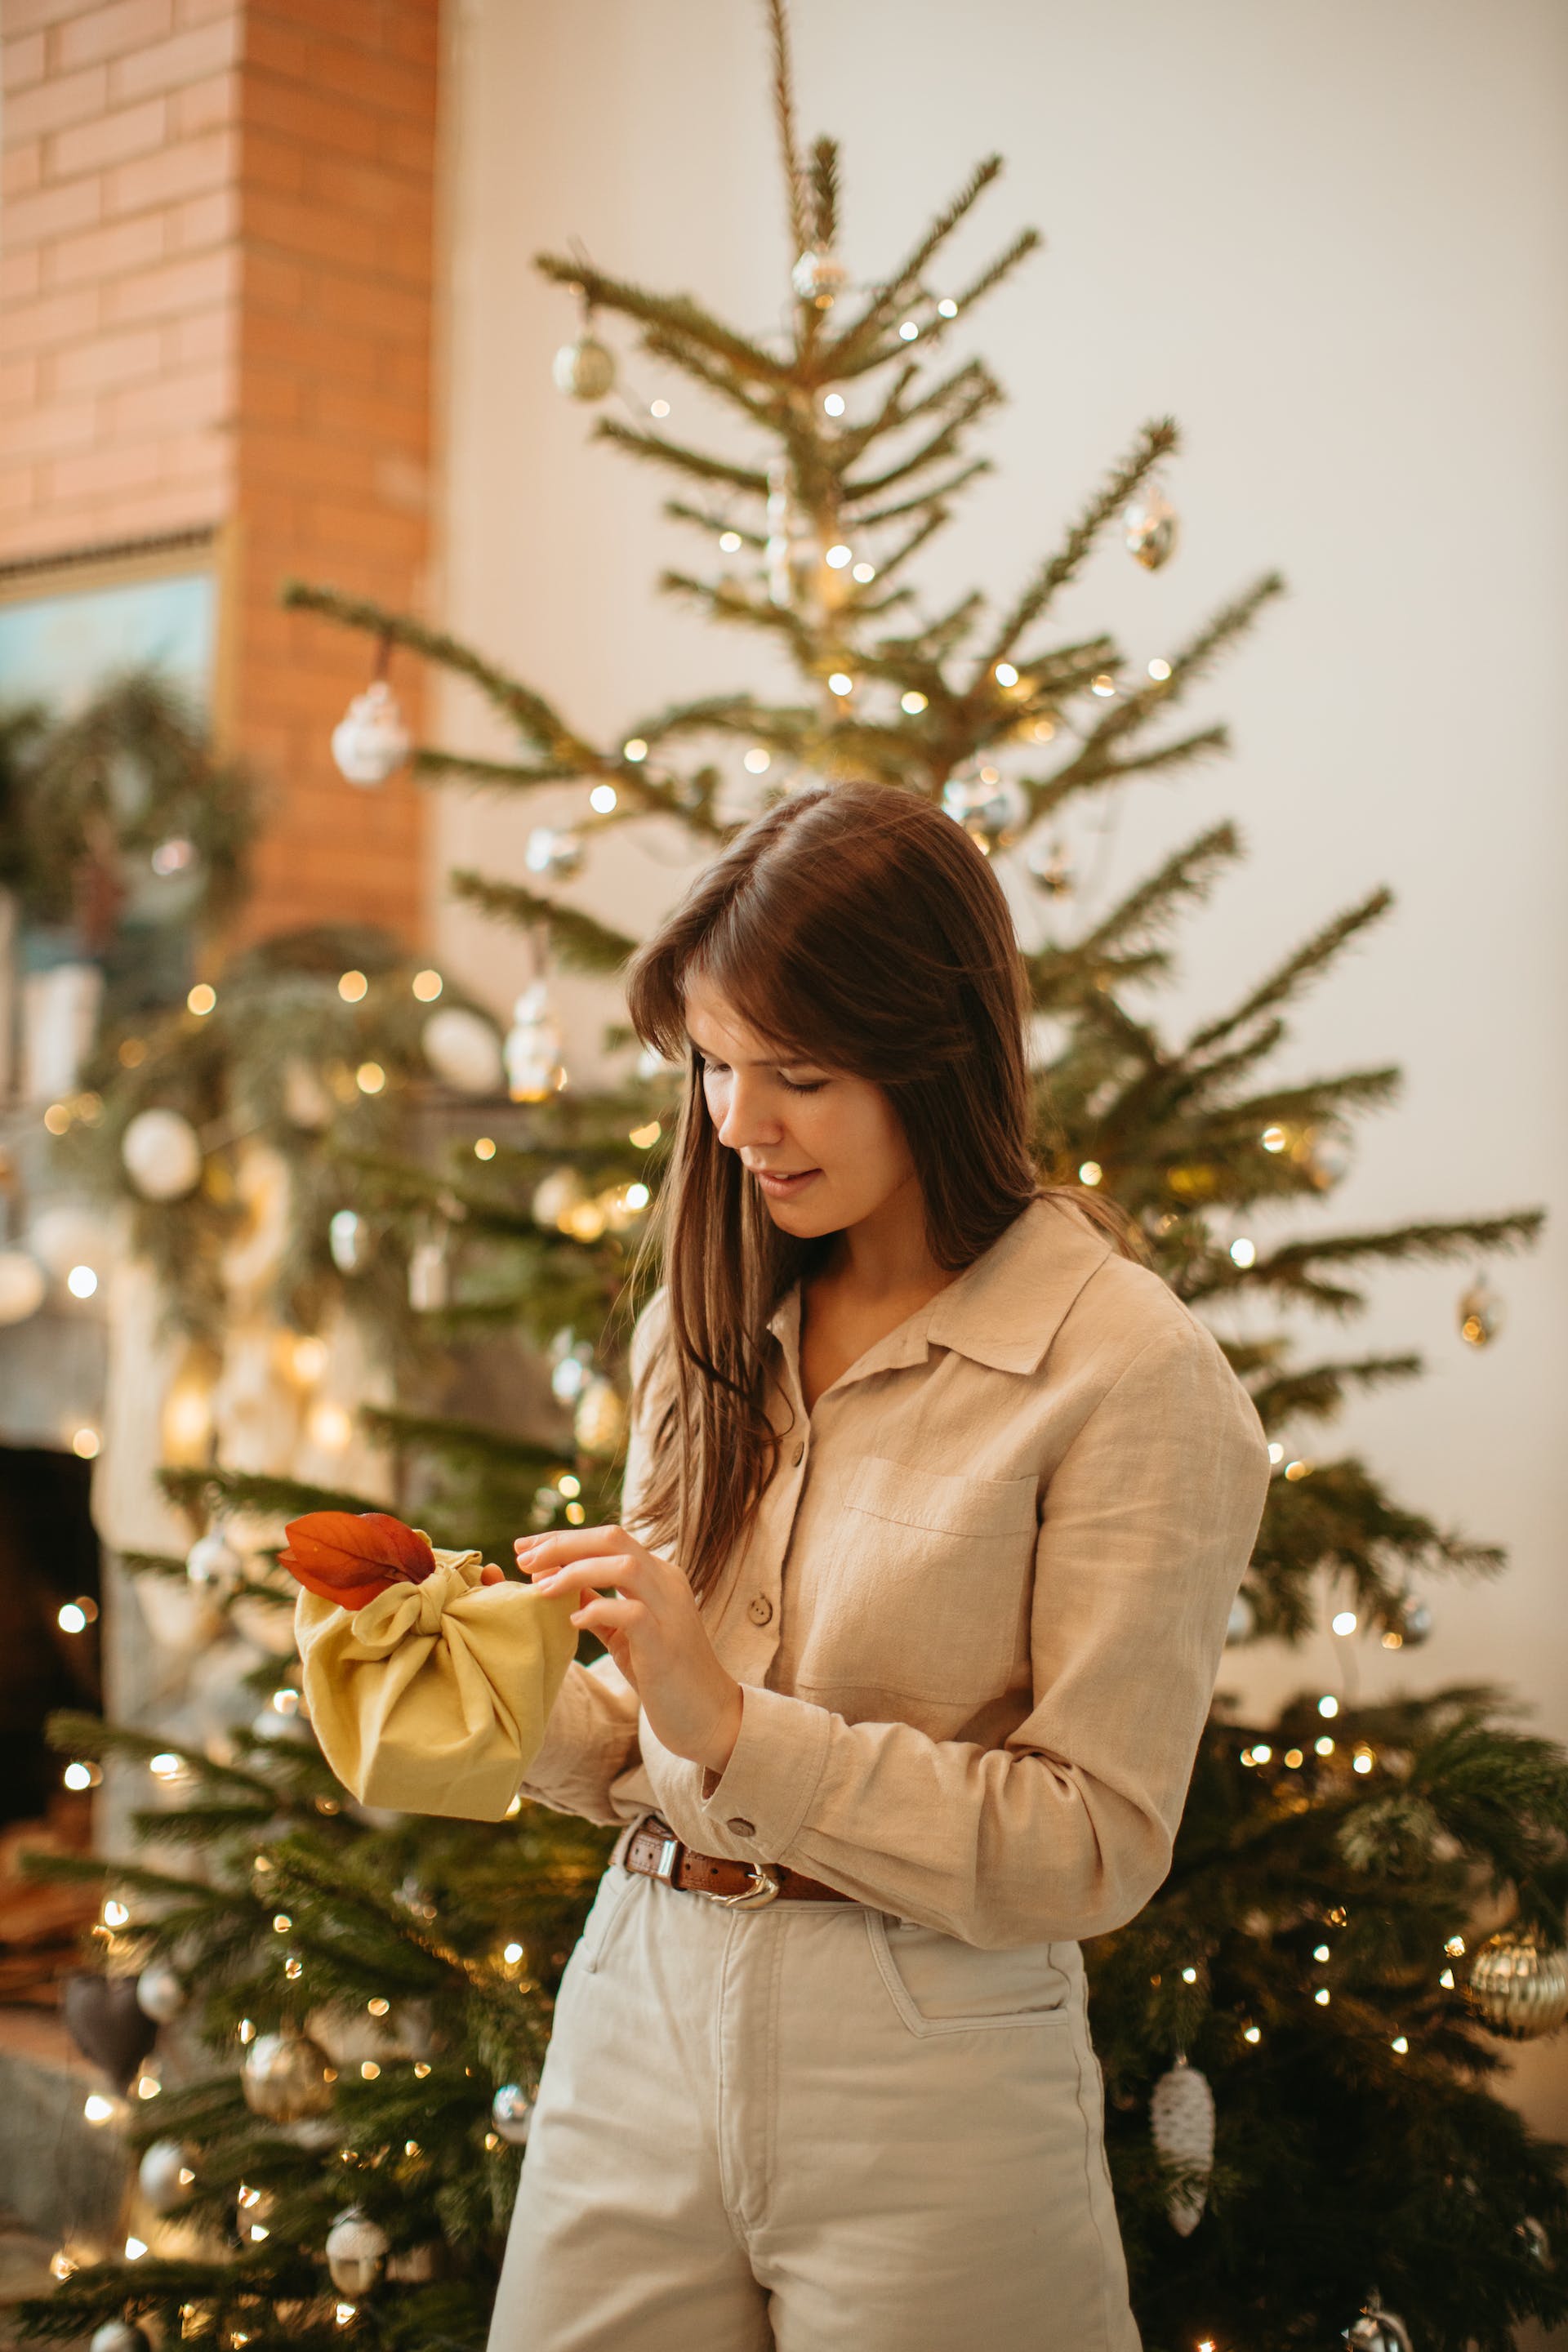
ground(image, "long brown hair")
xmin=618 ymin=780 xmax=1146 ymax=1600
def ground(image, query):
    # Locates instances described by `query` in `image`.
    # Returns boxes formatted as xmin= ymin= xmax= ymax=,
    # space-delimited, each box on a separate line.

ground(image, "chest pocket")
xmin=811 ymin=1452 xmax=1038 ymax=1707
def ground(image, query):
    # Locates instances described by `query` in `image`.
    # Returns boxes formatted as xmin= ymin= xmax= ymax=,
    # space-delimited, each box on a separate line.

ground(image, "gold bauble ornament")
xmin=1466 ymin=1931 xmax=1568 ymax=2039
xmin=1459 ymin=1274 xmax=1503 ymax=1348
xmin=573 ymin=1375 xmax=626 ymax=1458
xmin=241 ymin=2028 xmax=335 ymax=2122
xmin=1123 ymin=480 xmax=1179 ymax=570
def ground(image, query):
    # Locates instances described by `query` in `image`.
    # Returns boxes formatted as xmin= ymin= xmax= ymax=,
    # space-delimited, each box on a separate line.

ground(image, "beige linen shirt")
xmin=516 ymin=1192 xmax=1272 ymax=1949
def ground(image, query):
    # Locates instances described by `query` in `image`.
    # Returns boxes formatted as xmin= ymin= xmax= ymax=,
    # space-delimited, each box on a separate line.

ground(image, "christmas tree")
xmin=24 ymin=6 xmax=1568 ymax=2350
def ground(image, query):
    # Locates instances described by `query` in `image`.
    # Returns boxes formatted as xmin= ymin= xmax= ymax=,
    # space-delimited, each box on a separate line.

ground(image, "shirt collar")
xmin=764 ymin=1193 xmax=1113 ymax=1380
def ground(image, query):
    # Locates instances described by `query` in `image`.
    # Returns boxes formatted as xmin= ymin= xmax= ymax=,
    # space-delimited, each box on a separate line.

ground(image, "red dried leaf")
xmin=279 ymin=1511 xmax=438 ymax=1612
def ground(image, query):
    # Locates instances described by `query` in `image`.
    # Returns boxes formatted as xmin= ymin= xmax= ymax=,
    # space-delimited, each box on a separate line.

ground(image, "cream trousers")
xmin=487 ymin=1855 xmax=1143 ymax=2352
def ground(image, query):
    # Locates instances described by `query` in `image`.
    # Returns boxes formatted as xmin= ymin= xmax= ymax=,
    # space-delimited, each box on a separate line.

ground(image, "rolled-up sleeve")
xmin=513 ymin=1287 xmax=670 ymax=1824
xmin=650 ymin=1316 xmax=1272 ymax=1946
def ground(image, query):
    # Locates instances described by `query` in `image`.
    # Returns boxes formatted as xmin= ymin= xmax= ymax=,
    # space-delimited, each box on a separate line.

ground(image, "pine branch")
xmin=849 ymin=457 xmax=992 ymax=528
xmin=825 ymin=154 xmax=1009 ymax=373
xmin=158 ymin=1465 xmax=385 ymax=1521
xmin=412 ymin=748 xmax=577 ymax=791
xmin=534 ymin=251 xmax=790 ymax=389
xmin=980 ymin=418 xmax=1178 ymax=665
xmin=1250 ymin=1352 xmax=1428 ymax=1426
xmin=1185 ymin=887 xmax=1396 ymax=1055
xmin=591 ymin=416 xmax=768 ymax=497
xmin=764 ymin=0 xmax=811 ymax=266
xmin=447 ymin=871 xmax=639 ymax=972
xmin=278 ymin=580 xmax=597 ymax=766
xmin=808 ymin=135 xmax=840 ymax=253
xmin=840 ymin=375 xmax=1003 ymax=505
xmin=359 ymin=1408 xmax=566 ymax=1474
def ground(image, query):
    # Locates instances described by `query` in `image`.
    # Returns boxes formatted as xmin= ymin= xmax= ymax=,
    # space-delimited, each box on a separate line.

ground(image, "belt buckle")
xmin=697 ymin=1863 xmax=781 ymax=1910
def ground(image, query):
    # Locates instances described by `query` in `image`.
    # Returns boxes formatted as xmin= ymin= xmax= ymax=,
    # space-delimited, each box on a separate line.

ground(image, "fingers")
xmin=569 ymin=1595 xmax=646 ymax=1638
xmin=479 ymin=1562 xmax=505 ymax=1586
xmin=514 ymin=1524 xmax=630 ymax=1570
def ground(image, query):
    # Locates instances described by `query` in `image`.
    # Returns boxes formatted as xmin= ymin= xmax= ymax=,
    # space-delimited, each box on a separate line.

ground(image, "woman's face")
xmin=684 ymin=973 xmax=919 ymax=1238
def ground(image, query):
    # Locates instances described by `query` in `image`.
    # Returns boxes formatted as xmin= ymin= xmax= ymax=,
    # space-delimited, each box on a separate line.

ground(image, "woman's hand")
xmin=479 ymin=1527 xmax=742 ymax=1776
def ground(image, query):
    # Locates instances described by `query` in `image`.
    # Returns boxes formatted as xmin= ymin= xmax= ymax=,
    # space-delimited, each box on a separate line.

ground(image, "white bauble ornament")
xmin=1123 ymin=480 xmax=1179 ymax=571
xmin=524 ymin=825 xmax=586 ymax=881
xmin=531 ymin=1168 xmax=586 ymax=1231
xmin=242 ymin=2028 xmax=334 ymax=2122
xmin=328 ymin=1208 xmax=368 ymax=1274
xmin=29 ymin=1202 xmax=113 ymax=1281
xmin=574 ymin=1375 xmax=626 ymax=1459
xmin=89 ymin=2323 xmax=151 ymax=2352
xmin=491 ymin=2083 xmax=533 ymax=2145
xmin=120 ymin=1107 xmax=202 ymax=1202
xmin=1394 ymin=1591 xmax=1432 ymax=1648
xmin=791 ymin=249 xmax=847 ymax=307
xmin=325 ymin=2207 xmax=390 ymax=2296
xmin=550 ymin=1348 xmax=591 ymax=1405
xmin=185 ymin=1529 xmax=241 ymax=1595
xmin=1149 ymin=2056 xmax=1214 ymax=2236
xmin=552 ymin=336 xmax=616 ymax=400
xmin=408 ymin=1235 xmax=449 ymax=1312
xmin=1343 ymin=2296 xmax=1414 ymax=2352
xmin=283 ymin=1058 xmax=333 ymax=1132
xmin=1226 ymin=1591 xmax=1255 ymax=1644
xmin=332 ymin=679 xmax=411 ymax=787
xmin=422 ymin=1006 xmax=502 ymax=1095
xmin=0 ymin=1249 xmax=46 ymax=1326
xmin=941 ymin=769 xmax=1031 ymax=849
xmin=505 ymin=981 xmax=566 ymax=1102
xmin=135 ymin=1960 xmax=185 ymax=2023
xmin=136 ymin=2136 xmax=193 ymax=2213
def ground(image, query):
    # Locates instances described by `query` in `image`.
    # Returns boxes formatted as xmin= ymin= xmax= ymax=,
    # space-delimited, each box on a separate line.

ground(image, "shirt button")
xmin=791 ymin=1441 xmax=804 ymax=1465
xmin=728 ymin=1817 xmax=756 ymax=1838
xmin=747 ymin=1594 xmax=773 ymax=1626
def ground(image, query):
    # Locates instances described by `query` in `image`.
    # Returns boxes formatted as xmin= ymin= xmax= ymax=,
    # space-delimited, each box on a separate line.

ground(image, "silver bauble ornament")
xmin=1466 ymin=1931 xmax=1568 ymax=2040
xmin=1395 ymin=1591 xmax=1432 ymax=1648
xmin=241 ymin=2028 xmax=335 ymax=2122
xmin=325 ymin=2207 xmax=390 ymax=2296
xmin=524 ymin=825 xmax=586 ymax=881
xmin=791 ymin=248 xmax=847 ymax=307
xmin=135 ymin=1959 xmax=185 ymax=2022
xmin=422 ymin=1006 xmax=503 ymax=1095
xmin=1226 ymin=1591 xmax=1256 ymax=1644
xmin=1123 ymin=481 xmax=1179 ymax=570
xmin=1459 ymin=1274 xmax=1504 ymax=1348
xmin=552 ymin=336 xmax=615 ymax=401
xmin=1148 ymin=2056 xmax=1214 ymax=2236
xmin=491 ymin=2083 xmax=534 ymax=2145
xmin=941 ymin=768 xmax=1031 ymax=850
xmin=332 ymin=679 xmax=411 ymax=787
xmin=573 ymin=1375 xmax=626 ymax=1459
xmin=1343 ymin=2295 xmax=1414 ymax=2352
xmin=1517 ymin=2216 xmax=1550 ymax=2264
xmin=505 ymin=980 xmax=566 ymax=1102
xmin=185 ymin=1529 xmax=242 ymax=1595
xmin=121 ymin=1107 xmax=203 ymax=1201
xmin=90 ymin=2324 xmax=151 ymax=2352
xmin=136 ymin=2136 xmax=194 ymax=2214
xmin=1024 ymin=837 xmax=1073 ymax=898
xmin=0 ymin=1249 xmax=47 ymax=1326
xmin=328 ymin=1207 xmax=368 ymax=1274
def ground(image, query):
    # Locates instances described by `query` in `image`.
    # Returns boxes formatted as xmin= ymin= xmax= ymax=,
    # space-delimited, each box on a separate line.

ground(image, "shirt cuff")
xmin=693 ymin=1681 xmax=831 ymax=1861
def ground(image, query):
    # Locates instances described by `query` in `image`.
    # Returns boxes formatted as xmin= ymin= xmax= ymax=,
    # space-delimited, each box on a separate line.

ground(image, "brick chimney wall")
xmin=0 ymin=0 xmax=437 ymax=947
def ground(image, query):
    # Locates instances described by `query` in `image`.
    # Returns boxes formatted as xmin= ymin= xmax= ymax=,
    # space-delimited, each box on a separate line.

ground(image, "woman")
xmin=484 ymin=780 xmax=1272 ymax=2352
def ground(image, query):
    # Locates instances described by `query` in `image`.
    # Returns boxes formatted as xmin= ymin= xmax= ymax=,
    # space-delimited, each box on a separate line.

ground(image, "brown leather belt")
xmin=622 ymin=1814 xmax=854 ymax=1909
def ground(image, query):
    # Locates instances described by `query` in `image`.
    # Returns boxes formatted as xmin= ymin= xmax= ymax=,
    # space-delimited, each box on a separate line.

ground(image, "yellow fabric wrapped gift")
xmin=294 ymin=1548 xmax=579 ymax=1821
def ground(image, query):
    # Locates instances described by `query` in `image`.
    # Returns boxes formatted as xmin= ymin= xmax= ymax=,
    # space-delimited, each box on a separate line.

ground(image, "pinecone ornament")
xmin=1149 ymin=2055 xmax=1214 ymax=2234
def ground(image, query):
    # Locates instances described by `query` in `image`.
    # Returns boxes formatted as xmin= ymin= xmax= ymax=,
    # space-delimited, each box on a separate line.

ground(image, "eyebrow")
xmin=684 ymin=1031 xmax=820 ymax=1069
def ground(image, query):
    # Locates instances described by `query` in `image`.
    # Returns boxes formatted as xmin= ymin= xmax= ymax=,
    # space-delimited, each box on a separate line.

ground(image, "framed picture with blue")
xmin=0 ymin=525 xmax=256 ymax=1108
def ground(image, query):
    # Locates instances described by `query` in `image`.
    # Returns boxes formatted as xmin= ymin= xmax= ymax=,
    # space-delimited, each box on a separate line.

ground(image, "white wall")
xmin=432 ymin=0 xmax=1568 ymax=2144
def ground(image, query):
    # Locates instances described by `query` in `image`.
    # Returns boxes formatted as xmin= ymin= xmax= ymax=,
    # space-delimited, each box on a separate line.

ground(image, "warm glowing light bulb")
xmin=1314 ymin=1735 xmax=1334 ymax=1756
xmin=589 ymin=783 xmax=617 ymax=813
xmin=825 ymin=544 xmax=852 ymax=569
xmin=1229 ymin=1237 xmax=1255 ymax=1267
xmin=1147 ymin=657 xmax=1172 ymax=681
xmin=1317 ymin=1695 xmax=1339 ymax=1718
xmin=994 ymin=662 xmax=1018 ymax=688
xmin=149 ymin=1753 xmax=184 ymax=1780
xmin=1077 ymin=1161 xmax=1102 ymax=1187
xmin=743 ymin=746 xmax=771 ymax=773
xmin=822 ymin=392 xmax=846 ymax=415
xmin=622 ymin=739 xmax=648 ymax=762
xmin=474 ymin=1136 xmax=497 ymax=1160
xmin=412 ymin=969 xmax=443 ymax=1001
xmin=103 ymin=1898 xmax=129 ymax=1927
xmin=851 ymin=561 xmax=875 ymax=582
xmin=1243 ymin=2025 xmax=1261 ymax=2044
xmin=58 ymin=1603 xmax=87 ymax=1634
xmin=187 ymin=982 xmax=216 ymax=1015
xmin=356 ymin=1062 xmax=385 ymax=1095
xmin=648 ymin=399 xmax=670 ymax=418
xmin=1332 ymin=1610 xmax=1357 ymax=1636
xmin=937 ymin=297 xmax=958 ymax=318
xmin=83 ymin=2093 xmax=117 ymax=2125
xmin=338 ymin=969 xmax=368 ymax=1003
xmin=901 ymin=691 xmax=928 ymax=714
xmin=72 ymin=1424 xmax=100 ymax=1457
xmin=1315 ymin=1988 xmax=1331 ymax=2006
xmin=63 ymin=1762 xmax=93 ymax=1790
xmin=898 ymin=320 xmax=919 ymax=341
xmin=67 ymin=1265 xmax=98 ymax=1299
xmin=719 ymin=531 xmax=742 ymax=551
xmin=827 ymin=672 xmax=853 ymax=697
xmin=502 ymin=1941 xmax=524 ymax=1964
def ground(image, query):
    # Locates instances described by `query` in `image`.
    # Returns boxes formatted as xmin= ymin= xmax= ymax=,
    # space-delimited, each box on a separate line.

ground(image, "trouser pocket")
xmin=864 ymin=1909 xmax=1078 ymax=2036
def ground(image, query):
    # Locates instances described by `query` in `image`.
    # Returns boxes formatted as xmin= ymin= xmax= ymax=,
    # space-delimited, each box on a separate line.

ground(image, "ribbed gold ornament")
xmin=1466 ymin=1930 xmax=1568 ymax=2040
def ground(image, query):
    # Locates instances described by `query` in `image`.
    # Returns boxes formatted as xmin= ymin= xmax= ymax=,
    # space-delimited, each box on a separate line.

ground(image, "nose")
xmin=715 ymin=1071 xmax=784 ymax=1155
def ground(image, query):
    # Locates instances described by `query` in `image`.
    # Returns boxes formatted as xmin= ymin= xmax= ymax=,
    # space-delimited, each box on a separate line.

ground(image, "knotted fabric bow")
xmin=287 ymin=1520 xmax=578 ymax=1821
